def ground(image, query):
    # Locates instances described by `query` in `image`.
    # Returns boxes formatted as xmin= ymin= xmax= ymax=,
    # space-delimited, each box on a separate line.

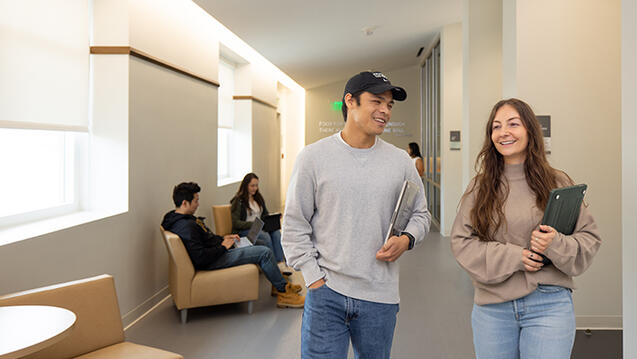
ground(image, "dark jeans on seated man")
xmin=204 ymin=245 xmax=286 ymax=291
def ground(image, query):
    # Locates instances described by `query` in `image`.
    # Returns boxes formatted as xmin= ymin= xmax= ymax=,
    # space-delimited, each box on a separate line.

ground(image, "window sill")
xmin=217 ymin=176 xmax=242 ymax=187
xmin=0 ymin=209 xmax=127 ymax=246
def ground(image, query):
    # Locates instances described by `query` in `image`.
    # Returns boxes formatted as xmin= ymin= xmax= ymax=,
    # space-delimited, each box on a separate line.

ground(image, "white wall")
xmin=461 ymin=0 xmax=502 ymax=189
xmin=251 ymin=63 xmax=278 ymax=105
xmin=129 ymin=0 xmax=219 ymax=82
xmin=440 ymin=23 xmax=463 ymax=236
xmin=622 ymin=0 xmax=636 ymax=354
xmin=281 ymin=86 xmax=305 ymax=207
xmin=252 ymin=103 xmax=281 ymax=211
xmin=509 ymin=0 xmax=622 ymax=328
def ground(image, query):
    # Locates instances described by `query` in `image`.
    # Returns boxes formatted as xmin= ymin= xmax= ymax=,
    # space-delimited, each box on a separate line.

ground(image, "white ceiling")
xmin=193 ymin=0 xmax=462 ymax=89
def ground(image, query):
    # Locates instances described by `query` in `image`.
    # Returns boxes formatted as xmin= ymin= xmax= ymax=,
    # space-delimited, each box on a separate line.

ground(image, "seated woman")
xmin=231 ymin=173 xmax=285 ymax=264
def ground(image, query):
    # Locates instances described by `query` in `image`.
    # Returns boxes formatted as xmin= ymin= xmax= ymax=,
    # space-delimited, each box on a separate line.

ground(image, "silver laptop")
xmin=235 ymin=217 xmax=264 ymax=248
xmin=384 ymin=180 xmax=419 ymax=244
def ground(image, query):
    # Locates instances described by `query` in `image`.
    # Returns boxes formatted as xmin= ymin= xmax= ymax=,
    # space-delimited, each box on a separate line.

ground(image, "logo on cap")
xmin=372 ymin=72 xmax=389 ymax=82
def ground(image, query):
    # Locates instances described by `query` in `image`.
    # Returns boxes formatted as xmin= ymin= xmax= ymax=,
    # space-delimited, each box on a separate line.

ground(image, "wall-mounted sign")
xmin=318 ymin=120 xmax=344 ymax=134
xmin=537 ymin=115 xmax=551 ymax=154
xmin=383 ymin=121 xmax=412 ymax=137
xmin=450 ymin=130 xmax=461 ymax=150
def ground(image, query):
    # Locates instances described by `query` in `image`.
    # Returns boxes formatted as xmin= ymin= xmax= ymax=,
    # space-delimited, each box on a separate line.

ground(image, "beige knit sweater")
xmin=451 ymin=163 xmax=601 ymax=305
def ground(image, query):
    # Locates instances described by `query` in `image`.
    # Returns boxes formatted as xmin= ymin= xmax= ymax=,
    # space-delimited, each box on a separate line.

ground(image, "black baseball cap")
xmin=343 ymin=71 xmax=407 ymax=101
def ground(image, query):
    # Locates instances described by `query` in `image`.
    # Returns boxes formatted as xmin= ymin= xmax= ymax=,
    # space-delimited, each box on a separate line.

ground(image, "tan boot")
xmin=272 ymin=281 xmax=303 ymax=296
xmin=276 ymin=283 xmax=305 ymax=308
xmin=271 ymin=272 xmax=303 ymax=296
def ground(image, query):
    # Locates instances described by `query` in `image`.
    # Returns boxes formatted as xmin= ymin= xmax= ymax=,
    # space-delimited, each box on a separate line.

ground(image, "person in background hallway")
xmin=231 ymin=173 xmax=285 ymax=264
xmin=407 ymin=142 xmax=424 ymax=177
xmin=450 ymin=98 xmax=601 ymax=359
xmin=282 ymin=71 xmax=431 ymax=359
xmin=162 ymin=182 xmax=304 ymax=308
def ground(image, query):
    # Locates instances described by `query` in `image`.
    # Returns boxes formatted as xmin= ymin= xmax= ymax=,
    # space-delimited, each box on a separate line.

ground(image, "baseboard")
xmin=576 ymin=315 xmax=623 ymax=329
xmin=121 ymin=285 xmax=170 ymax=329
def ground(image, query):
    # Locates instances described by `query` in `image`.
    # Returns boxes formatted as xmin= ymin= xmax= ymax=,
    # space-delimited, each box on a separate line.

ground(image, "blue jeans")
xmin=204 ymin=245 xmax=287 ymax=291
xmin=471 ymin=285 xmax=576 ymax=359
xmin=238 ymin=229 xmax=284 ymax=263
xmin=301 ymin=284 xmax=399 ymax=359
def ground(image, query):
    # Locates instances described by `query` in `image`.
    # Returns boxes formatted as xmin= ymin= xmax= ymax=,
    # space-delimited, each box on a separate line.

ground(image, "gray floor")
xmin=125 ymin=232 xmax=622 ymax=358
xmin=125 ymin=231 xmax=477 ymax=358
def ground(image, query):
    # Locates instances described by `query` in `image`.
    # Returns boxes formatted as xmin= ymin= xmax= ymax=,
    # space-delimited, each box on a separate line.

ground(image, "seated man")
xmin=161 ymin=182 xmax=304 ymax=308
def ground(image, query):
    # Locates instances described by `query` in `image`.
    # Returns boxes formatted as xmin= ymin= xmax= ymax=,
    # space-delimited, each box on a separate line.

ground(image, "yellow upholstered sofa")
xmin=160 ymin=226 xmax=259 ymax=323
xmin=0 ymin=274 xmax=182 ymax=359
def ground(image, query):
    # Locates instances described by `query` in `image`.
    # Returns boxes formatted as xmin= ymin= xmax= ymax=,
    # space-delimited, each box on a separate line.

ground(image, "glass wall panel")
xmin=421 ymin=41 xmax=441 ymax=226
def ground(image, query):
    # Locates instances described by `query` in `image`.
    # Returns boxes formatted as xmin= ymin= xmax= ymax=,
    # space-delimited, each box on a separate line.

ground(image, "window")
xmin=218 ymin=58 xmax=235 ymax=183
xmin=0 ymin=128 xmax=86 ymax=226
xmin=0 ymin=1 xmax=128 ymax=244
xmin=217 ymin=56 xmax=252 ymax=186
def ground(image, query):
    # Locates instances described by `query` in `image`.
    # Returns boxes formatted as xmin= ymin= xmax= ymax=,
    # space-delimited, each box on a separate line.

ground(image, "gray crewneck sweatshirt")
xmin=282 ymin=132 xmax=431 ymax=304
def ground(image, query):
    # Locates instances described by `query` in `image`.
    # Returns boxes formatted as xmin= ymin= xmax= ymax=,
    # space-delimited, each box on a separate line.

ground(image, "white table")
xmin=0 ymin=305 xmax=76 ymax=359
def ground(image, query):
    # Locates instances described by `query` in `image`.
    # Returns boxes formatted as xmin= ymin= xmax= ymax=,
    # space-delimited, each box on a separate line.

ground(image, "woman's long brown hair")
xmin=468 ymin=98 xmax=565 ymax=241
xmin=235 ymin=173 xmax=266 ymax=213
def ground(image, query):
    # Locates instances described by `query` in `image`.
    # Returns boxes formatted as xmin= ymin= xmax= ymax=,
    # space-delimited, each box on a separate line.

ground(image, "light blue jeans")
xmin=301 ymin=284 xmax=399 ymax=359
xmin=471 ymin=285 xmax=576 ymax=359
xmin=238 ymin=229 xmax=284 ymax=263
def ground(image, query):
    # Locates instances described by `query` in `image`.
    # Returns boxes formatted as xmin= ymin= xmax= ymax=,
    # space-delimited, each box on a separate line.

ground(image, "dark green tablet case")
xmin=541 ymin=184 xmax=587 ymax=235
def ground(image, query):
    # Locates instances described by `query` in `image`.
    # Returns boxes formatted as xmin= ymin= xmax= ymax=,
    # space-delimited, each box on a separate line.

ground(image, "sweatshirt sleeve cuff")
xmin=404 ymin=223 xmax=424 ymax=245
xmin=299 ymin=260 xmax=326 ymax=287
xmin=545 ymin=232 xmax=566 ymax=258
xmin=509 ymin=243 xmax=526 ymax=271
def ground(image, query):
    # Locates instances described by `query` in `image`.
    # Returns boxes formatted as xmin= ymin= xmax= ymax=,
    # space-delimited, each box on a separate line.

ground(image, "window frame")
xmin=217 ymin=55 xmax=252 ymax=187
xmin=0 ymin=129 xmax=87 ymax=229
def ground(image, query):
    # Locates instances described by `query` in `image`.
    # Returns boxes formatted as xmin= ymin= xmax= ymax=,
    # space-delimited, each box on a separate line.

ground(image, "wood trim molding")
xmin=90 ymin=46 xmax=220 ymax=87
xmin=90 ymin=46 xmax=130 ymax=54
xmin=232 ymin=95 xmax=277 ymax=110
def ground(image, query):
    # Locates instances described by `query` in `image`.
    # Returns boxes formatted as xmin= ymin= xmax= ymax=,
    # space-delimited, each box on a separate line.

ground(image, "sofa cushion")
xmin=190 ymin=264 xmax=259 ymax=307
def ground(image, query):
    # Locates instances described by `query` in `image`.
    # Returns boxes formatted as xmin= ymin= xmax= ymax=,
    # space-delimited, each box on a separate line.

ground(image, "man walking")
xmin=282 ymin=71 xmax=431 ymax=358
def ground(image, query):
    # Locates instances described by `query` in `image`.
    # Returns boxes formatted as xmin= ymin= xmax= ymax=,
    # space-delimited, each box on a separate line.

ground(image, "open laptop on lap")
xmin=235 ymin=217 xmax=264 ymax=248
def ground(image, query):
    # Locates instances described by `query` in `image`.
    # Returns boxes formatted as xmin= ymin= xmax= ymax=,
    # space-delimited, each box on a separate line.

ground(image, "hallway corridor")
xmin=125 ymin=232 xmax=476 ymax=358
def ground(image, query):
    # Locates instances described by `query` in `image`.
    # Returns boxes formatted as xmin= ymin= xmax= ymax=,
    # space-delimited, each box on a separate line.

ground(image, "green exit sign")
xmin=331 ymin=101 xmax=343 ymax=111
